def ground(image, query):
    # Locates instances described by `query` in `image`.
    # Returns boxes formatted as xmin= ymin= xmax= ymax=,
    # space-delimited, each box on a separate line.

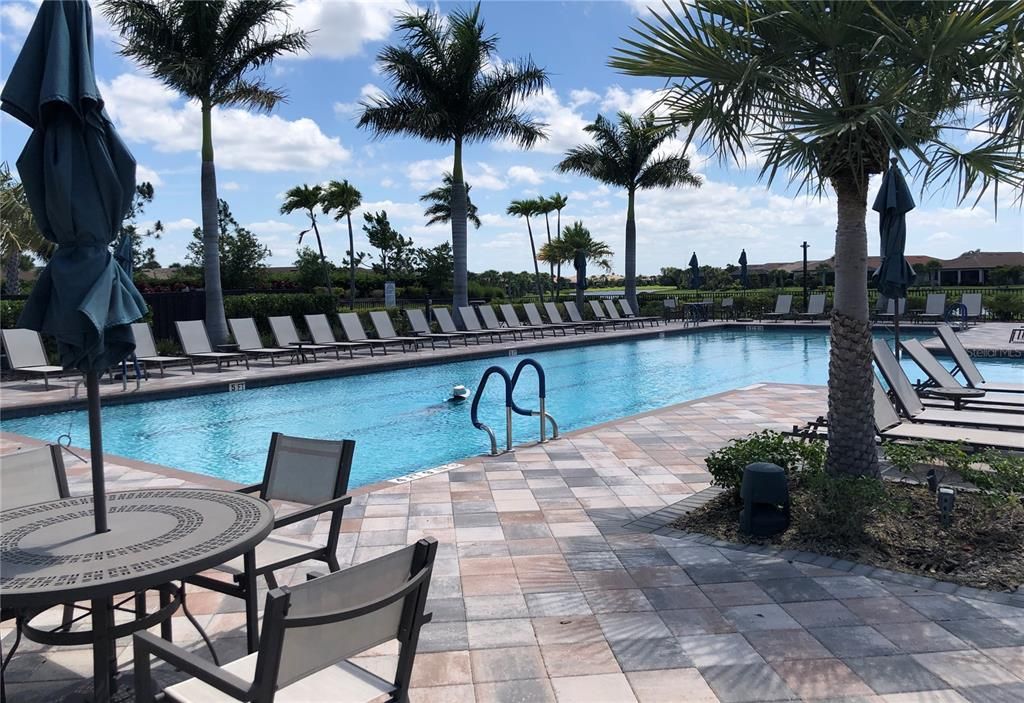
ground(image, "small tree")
xmin=294 ymin=246 xmax=335 ymax=291
xmin=362 ymin=210 xmax=413 ymax=278
xmin=186 ymin=199 xmax=270 ymax=289
xmin=413 ymin=242 xmax=454 ymax=296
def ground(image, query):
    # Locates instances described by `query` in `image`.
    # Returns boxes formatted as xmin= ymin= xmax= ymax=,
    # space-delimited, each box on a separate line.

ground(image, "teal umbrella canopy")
xmin=1 ymin=0 xmax=146 ymax=373
xmin=738 ymin=249 xmax=749 ymax=288
xmin=872 ymin=159 xmax=917 ymax=299
xmin=688 ymin=252 xmax=701 ymax=289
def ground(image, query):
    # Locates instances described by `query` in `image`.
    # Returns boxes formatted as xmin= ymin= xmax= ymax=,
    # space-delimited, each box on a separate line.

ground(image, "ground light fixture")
xmin=739 ymin=463 xmax=791 ymax=536
xmin=938 ymin=486 xmax=956 ymax=527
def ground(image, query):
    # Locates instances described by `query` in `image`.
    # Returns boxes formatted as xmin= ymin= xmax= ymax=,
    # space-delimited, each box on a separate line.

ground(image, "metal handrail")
xmin=469 ymin=359 xmax=560 ymax=456
xmin=470 ymin=366 xmax=513 ymax=456
xmin=509 ymin=359 xmax=559 ymax=443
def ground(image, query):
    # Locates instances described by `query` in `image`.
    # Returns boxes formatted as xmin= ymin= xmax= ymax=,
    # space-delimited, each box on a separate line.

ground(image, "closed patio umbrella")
xmin=688 ymin=251 xmax=702 ymax=289
xmin=1 ymin=0 xmax=146 ymax=533
xmin=739 ymin=249 xmax=749 ymax=288
xmin=872 ymin=158 xmax=916 ymax=359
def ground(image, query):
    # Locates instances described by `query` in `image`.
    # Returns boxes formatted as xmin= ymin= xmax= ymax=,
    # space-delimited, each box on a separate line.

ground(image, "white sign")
xmin=384 ymin=281 xmax=396 ymax=308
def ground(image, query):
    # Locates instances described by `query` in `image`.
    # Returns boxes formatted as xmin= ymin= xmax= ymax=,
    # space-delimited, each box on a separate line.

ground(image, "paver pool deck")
xmin=2 ymin=382 xmax=1021 ymax=702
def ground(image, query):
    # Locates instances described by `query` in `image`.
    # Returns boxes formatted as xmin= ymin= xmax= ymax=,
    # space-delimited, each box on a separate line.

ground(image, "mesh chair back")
xmin=433 ymin=308 xmax=458 ymax=334
xmin=476 ymin=306 xmax=502 ymax=330
xmin=2 ymin=328 xmax=49 ymax=369
xmin=0 ymin=445 xmax=69 ymax=511
xmin=589 ymin=300 xmax=608 ymax=319
xmin=229 ymin=318 xmax=263 ymax=350
xmin=522 ymin=303 xmax=545 ymax=326
xmin=722 ymin=298 xmax=734 ymax=308
xmin=499 ymin=304 xmax=524 ymax=327
xmin=602 ymin=299 xmax=622 ymax=320
xmin=337 ymin=313 xmax=369 ymax=342
xmin=459 ymin=307 xmax=483 ymax=331
xmin=406 ymin=309 xmax=431 ymax=334
xmin=961 ymin=293 xmax=982 ymax=317
xmin=773 ymin=295 xmax=792 ymax=314
xmin=564 ymin=301 xmax=586 ymax=322
xmin=262 ymin=433 xmax=354 ymax=506
xmin=924 ymin=293 xmax=946 ymax=315
xmin=872 ymin=377 xmax=903 ymax=432
xmin=937 ymin=325 xmax=985 ymax=386
xmin=368 ymin=311 xmax=398 ymax=339
xmin=176 ymin=320 xmax=213 ymax=354
xmin=618 ymin=299 xmax=637 ymax=316
xmin=900 ymin=339 xmax=959 ymax=387
xmin=267 ymin=316 xmax=299 ymax=347
xmin=130 ymin=323 xmax=158 ymax=358
xmin=304 ymin=314 xmax=337 ymax=345
xmin=273 ymin=540 xmax=437 ymax=689
xmin=872 ymin=339 xmax=924 ymax=416
xmin=806 ymin=294 xmax=825 ymax=315
xmin=544 ymin=302 xmax=566 ymax=323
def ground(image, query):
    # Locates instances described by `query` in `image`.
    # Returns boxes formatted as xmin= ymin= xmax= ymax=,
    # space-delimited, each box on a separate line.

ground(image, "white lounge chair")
xmin=304 ymin=314 xmax=376 ymax=358
xmin=499 ymin=304 xmax=555 ymax=337
xmin=267 ymin=316 xmax=333 ymax=362
xmin=368 ymin=311 xmax=425 ymax=351
xmin=130 ymin=322 xmax=193 ymax=376
xmin=616 ymin=299 xmax=661 ymax=327
xmin=459 ymin=306 xmax=520 ymax=342
xmin=229 ymin=318 xmax=298 ymax=366
xmin=406 ymin=309 xmax=466 ymax=347
xmin=336 ymin=313 xmax=411 ymax=354
xmin=1 ymin=328 xmax=66 ymax=389
xmin=764 ymin=294 xmax=792 ymax=322
xmin=937 ymin=324 xmax=1024 ymax=393
xmin=433 ymin=307 xmax=493 ymax=343
xmin=797 ymin=293 xmax=826 ymax=321
xmin=175 ymin=320 xmax=249 ymax=372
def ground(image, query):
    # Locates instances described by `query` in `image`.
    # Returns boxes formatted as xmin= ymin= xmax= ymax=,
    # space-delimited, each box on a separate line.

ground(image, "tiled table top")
xmin=2 ymin=382 xmax=1021 ymax=702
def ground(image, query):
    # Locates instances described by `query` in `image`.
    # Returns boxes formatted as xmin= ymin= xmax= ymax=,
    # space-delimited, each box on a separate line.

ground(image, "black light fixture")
xmin=740 ymin=463 xmax=791 ymax=537
xmin=938 ymin=486 xmax=956 ymax=527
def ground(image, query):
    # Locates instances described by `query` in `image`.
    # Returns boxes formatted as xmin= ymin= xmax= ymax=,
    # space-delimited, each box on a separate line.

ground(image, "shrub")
xmin=705 ymin=430 xmax=825 ymax=492
xmin=962 ymin=450 xmax=1024 ymax=501
xmin=1 ymin=299 xmax=26 ymax=328
xmin=984 ymin=292 xmax=1024 ymax=321
xmin=792 ymin=471 xmax=888 ymax=545
xmin=224 ymin=293 xmax=335 ymax=337
xmin=885 ymin=440 xmax=1024 ymax=502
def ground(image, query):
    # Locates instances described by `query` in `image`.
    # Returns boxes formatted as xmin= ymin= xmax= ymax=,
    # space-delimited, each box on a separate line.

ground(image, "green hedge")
xmin=1 ymin=299 xmax=25 ymax=328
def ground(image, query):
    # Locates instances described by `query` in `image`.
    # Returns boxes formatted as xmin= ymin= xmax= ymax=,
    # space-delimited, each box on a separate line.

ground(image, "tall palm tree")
xmin=557 ymin=112 xmax=701 ymax=313
xmin=358 ymin=3 xmax=548 ymax=324
xmin=538 ymin=221 xmax=612 ymax=310
xmin=507 ymin=199 xmax=545 ymax=302
xmin=280 ymin=184 xmax=332 ymax=296
xmin=611 ymin=0 xmax=1022 ymax=477
xmin=421 ymin=173 xmax=481 ymax=229
xmin=321 ymin=179 xmax=362 ymax=310
xmin=548 ymin=192 xmax=569 ymax=298
xmin=536 ymin=196 xmax=556 ymax=286
xmin=104 ymin=0 xmax=308 ymax=344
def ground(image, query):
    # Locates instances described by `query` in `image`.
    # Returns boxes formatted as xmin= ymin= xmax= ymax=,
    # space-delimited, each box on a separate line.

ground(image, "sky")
xmin=1 ymin=0 xmax=1021 ymax=276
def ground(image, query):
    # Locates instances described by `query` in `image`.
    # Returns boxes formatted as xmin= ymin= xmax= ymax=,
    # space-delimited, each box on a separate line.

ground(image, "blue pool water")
xmin=3 ymin=330 xmax=1021 ymax=487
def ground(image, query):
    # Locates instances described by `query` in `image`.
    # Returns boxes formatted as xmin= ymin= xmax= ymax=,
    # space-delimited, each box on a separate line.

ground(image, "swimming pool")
xmin=3 ymin=329 xmax=1021 ymax=487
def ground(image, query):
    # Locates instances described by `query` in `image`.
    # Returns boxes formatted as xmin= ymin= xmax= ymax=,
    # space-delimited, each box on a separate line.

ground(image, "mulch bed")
xmin=672 ymin=479 xmax=1024 ymax=592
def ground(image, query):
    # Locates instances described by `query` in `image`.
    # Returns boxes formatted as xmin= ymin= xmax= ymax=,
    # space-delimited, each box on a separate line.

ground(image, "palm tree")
xmin=611 ymin=0 xmax=1022 ymax=477
xmin=539 ymin=221 xmax=612 ymax=310
xmin=358 ymin=3 xmax=548 ymax=323
xmin=536 ymin=196 xmax=556 ymax=287
xmin=557 ymin=112 xmax=701 ymax=313
xmin=1 ymin=163 xmax=45 ymax=294
xmin=280 ymin=184 xmax=332 ymax=296
xmin=421 ymin=173 xmax=481 ymax=229
xmin=104 ymin=0 xmax=308 ymax=344
xmin=548 ymin=192 xmax=569 ymax=298
xmin=321 ymin=179 xmax=362 ymax=310
xmin=507 ymin=199 xmax=545 ymax=302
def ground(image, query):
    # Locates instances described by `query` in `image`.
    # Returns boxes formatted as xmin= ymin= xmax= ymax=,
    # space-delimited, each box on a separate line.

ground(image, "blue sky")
xmin=2 ymin=0 xmax=1021 ymax=275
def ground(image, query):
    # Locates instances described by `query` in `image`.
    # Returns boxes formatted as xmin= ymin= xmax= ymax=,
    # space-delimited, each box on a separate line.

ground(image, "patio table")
xmin=1 ymin=488 xmax=273 ymax=701
xmin=923 ymin=385 xmax=986 ymax=410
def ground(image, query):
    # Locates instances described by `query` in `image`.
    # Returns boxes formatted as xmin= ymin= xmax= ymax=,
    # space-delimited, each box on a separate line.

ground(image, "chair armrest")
xmin=235 ymin=483 xmax=263 ymax=495
xmin=134 ymin=631 xmax=252 ymax=701
xmin=274 ymin=494 xmax=354 ymax=528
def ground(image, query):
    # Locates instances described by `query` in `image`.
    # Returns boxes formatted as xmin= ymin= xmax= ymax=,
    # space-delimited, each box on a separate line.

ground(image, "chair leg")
xmin=242 ymin=551 xmax=259 ymax=653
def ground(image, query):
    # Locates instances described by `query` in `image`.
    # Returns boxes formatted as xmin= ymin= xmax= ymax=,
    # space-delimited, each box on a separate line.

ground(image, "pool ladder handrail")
xmin=470 ymin=358 xmax=559 ymax=456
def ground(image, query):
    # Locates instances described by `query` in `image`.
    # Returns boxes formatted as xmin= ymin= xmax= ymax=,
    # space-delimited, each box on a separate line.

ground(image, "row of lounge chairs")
xmin=763 ymin=292 xmax=980 ymax=323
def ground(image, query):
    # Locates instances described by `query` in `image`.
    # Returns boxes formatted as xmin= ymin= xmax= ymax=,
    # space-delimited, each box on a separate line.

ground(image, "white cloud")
xmin=163 ymin=218 xmax=198 ymax=232
xmin=245 ymin=220 xmax=299 ymax=236
xmin=333 ymin=83 xmax=386 ymax=118
xmin=507 ymin=165 xmax=544 ymax=185
xmin=221 ymin=181 xmax=243 ymax=192
xmin=405 ymin=157 xmax=507 ymax=190
xmin=569 ymin=89 xmax=600 ymax=109
xmin=599 ymin=85 xmax=666 ymax=117
xmin=281 ymin=1 xmax=410 ymax=60
xmin=0 ymin=2 xmax=37 ymax=46
xmin=100 ymin=74 xmax=350 ymax=173
xmin=499 ymin=88 xmax=592 ymax=155
xmin=136 ymin=164 xmax=162 ymax=187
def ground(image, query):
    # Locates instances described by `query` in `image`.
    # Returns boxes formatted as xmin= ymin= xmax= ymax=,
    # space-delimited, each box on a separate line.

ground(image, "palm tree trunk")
xmin=575 ymin=254 xmax=586 ymax=311
xmin=555 ymin=208 xmax=563 ymax=301
xmin=347 ymin=213 xmax=356 ymax=310
xmin=4 ymin=249 xmax=21 ymax=294
xmin=310 ymin=215 xmax=334 ymax=299
xmin=526 ymin=218 xmax=544 ymax=303
xmin=200 ymin=104 xmax=228 ymax=345
xmin=624 ymin=189 xmax=638 ymax=313
xmin=544 ymin=212 xmax=554 ymax=297
xmin=451 ymin=138 xmax=469 ymax=325
xmin=826 ymin=174 xmax=879 ymax=478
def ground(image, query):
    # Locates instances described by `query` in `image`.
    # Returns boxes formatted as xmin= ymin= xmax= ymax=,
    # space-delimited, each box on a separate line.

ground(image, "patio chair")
xmin=616 ymin=299 xmax=661 ymax=327
xmin=477 ymin=305 xmax=526 ymax=341
xmin=459 ymin=306 xmax=520 ymax=342
xmin=498 ymin=304 xmax=549 ymax=338
xmin=899 ymin=339 xmax=1023 ymax=410
xmin=304 ymin=314 xmax=376 ymax=358
xmin=916 ymin=293 xmax=947 ymax=323
xmin=136 ymin=539 xmax=437 ymax=703
xmin=525 ymin=302 xmax=579 ymax=334
xmin=229 ymin=318 xmax=298 ymax=366
xmin=433 ymin=307 xmax=493 ymax=344
xmin=130 ymin=322 xmax=193 ymax=376
xmin=335 ymin=313 xmax=410 ymax=354
xmin=406 ymin=308 xmax=466 ymax=347
xmin=877 ymin=297 xmax=907 ymax=320
xmin=764 ymin=294 xmax=792 ymax=322
xmin=175 ymin=320 xmax=249 ymax=372
xmin=564 ymin=300 xmax=607 ymax=330
xmin=368 ymin=311 xmax=425 ymax=351
xmin=872 ymin=339 xmax=1021 ymax=431
xmin=937 ymin=324 xmax=1024 ymax=393
xmin=603 ymin=299 xmax=642 ymax=329
xmin=545 ymin=302 xmax=596 ymax=332
xmin=720 ymin=297 xmax=735 ymax=320
xmin=187 ymin=433 xmax=356 ymax=653
xmin=589 ymin=299 xmax=630 ymax=329
xmin=267 ymin=316 xmax=334 ymax=362
xmin=0 ymin=328 xmax=66 ymax=389
xmin=797 ymin=293 xmax=827 ymax=321
xmin=961 ymin=293 xmax=983 ymax=321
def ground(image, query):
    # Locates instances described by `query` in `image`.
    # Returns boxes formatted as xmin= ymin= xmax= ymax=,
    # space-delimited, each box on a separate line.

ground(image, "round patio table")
xmin=923 ymin=386 xmax=986 ymax=410
xmin=1 ymin=488 xmax=274 ymax=702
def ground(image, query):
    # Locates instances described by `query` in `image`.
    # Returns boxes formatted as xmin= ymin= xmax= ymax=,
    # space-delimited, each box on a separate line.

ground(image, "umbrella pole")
xmin=894 ymin=304 xmax=901 ymax=361
xmin=86 ymin=371 xmax=109 ymax=533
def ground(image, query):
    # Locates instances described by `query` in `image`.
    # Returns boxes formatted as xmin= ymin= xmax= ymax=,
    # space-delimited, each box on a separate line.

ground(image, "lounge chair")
xmin=916 ymin=293 xmax=946 ymax=323
xmin=617 ymin=299 xmax=661 ymax=327
xmin=459 ymin=306 xmax=520 ymax=342
xmin=1 ymin=328 xmax=66 ymax=389
xmin=525 ymin=302 xmax=579 ymax=334
xmin=368 ymin=311 xmax=425 ymax=351
xmin=720 ymin=297 xmax=735 ymax=320
xmin=764 ymin=294 xmax=792 ymax=322
xmin=961 ymin=293 xmax=983 ymax=321
xmin=304 ymin=314 xmax=376 ymax=358
xmin=229 ymin=318 xmax=297 ymax=366
xmin=498 ymin=304 xmax=549 ymax=338
xmin=937 ymin=324 xmax=1024 ymax=393
xmin=268 ymin=316 xmax=333 ymax=362
xmin=877 ymin=297 xmax=907 ymax=320
xmin=433 ymin=307 xmax=493 ymax=344
xmin=130 ymin=322 xmax=193 ymax=376
xmin=406 ymin=308 xmax=466 ymax=347
xmin=546 ymin=302 xmax=596 ymax=332
xmin=872 ymin=339 xmax=1022 ymax=431
xmin=899 ymin=339 xmax=1023 ymax=410
xmin=187 ymin=432 xmax=355 ymax=653
xmin=477 ymin=305 xmax=526 ymax=341
xmin=589 ymin=299 xmax=631 ymax=329
xmin=136 ymin=539 xmax=437 ymax=703
xmin=564 ymin=301 xmax=607 ymax=330
xmin=175 ymin=320 xmax=249 ymax=372
xmin=602 ymin=299 xmax=640 ymax=329
xmin=337 ymin=313 xmax=413 ymax=354
xmin=797 ymin=293 xmax=826 ymax=321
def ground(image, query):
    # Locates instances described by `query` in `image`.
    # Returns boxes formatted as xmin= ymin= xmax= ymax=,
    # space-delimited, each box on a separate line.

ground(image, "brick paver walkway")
xmin=2 ymin=383 xmax=1022 ymax=702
